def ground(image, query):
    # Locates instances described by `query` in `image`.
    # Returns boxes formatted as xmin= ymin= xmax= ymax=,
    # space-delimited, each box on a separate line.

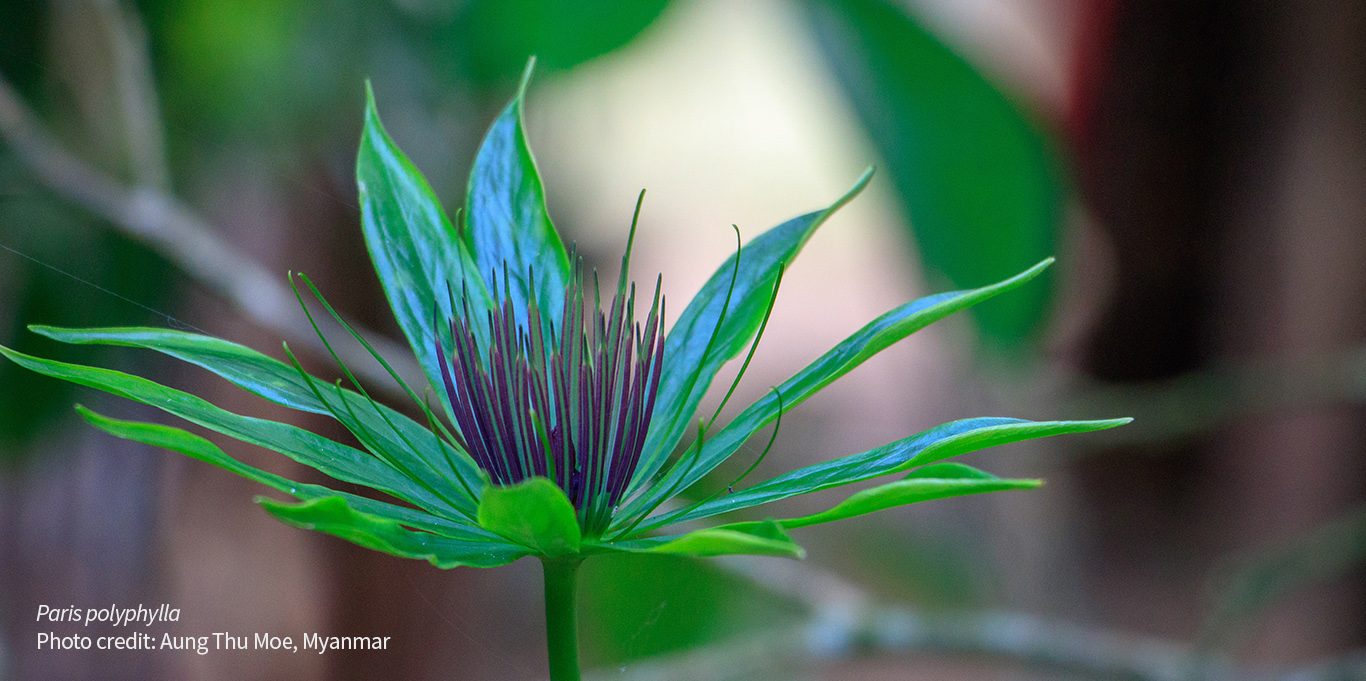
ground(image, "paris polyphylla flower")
xmin=0 ymin=61 xmax=1128 ymax=680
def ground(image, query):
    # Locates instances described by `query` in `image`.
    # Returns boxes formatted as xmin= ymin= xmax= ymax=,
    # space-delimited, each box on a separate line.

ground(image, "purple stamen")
xmin=437 ymin=263 xmax=665 ymax=537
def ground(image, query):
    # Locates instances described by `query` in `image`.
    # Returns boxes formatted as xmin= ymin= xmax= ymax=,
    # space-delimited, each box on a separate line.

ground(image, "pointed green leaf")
xmin=629 ymin=170 xmax=874 ymax=493
xmin=261 ymin=496 xmax=527 ymax=569
xmin=637 ymin=417 xmax=1128 ymax=531
xmin=478 ymin=477 xmax=581 ymax=557
xmin=32 ymin=325 xmax=485 ymax=509
xmin=0 ymin=344 xmax=470 ymax=519
xmin=75 ymin=406 xmax=499 ymax=541
xmin=620 ymin=259 xmax=1054 ymax=522
xmin=770 ymin=465 xmax=1040 ymax=530
xmin=463 ymin=61 xmax=572 ymax=331
xmin=809 ymin=0 xmax=1063 ymax=342
xmin=34 ymin=325 xmax=325 ymax=412
xmin=595 ymin=520 xmax=804 ymax=560
xmin=358 ymin=85 xmax=495 ymax=404
xmin=902 ymin=461 xmax=1003 ymax=481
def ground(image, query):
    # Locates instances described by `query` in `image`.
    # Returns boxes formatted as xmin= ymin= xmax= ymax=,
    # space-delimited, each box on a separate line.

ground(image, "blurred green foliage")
xmin=0 ymin=0 xmax=44 ymax=95
xmin=159 ymin=0 xmax=315 ymax=133
xmin=0 ymin=190 xmax=171 ymax=455
xmin=141 ymin=0 xmax=670 ymax=143
xmin=841 ymin=524 xmax=995 ymax=609
xmin=0 ymin=3 xmax=173 ymax=457
xmin=809 ymin=0 xmax=1063 ymax=346
xmin=447 ymin=0 xmax=672 ymax=85
xmin=579 ymin=552 xmax=802 ymax=666
xmin=145 ymin=0 xmax=365 ymax=145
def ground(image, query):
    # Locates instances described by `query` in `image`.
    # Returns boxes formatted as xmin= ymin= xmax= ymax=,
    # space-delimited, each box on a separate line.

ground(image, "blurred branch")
xmin=0 ymin=70 xmax=423 ymax=398
xmin=1201 ymin=504 xmax=1366 ymax=651
xmin=1278 ymin=652 xmax=1366 ymax=681
xmin=595 ymin=556 xmax=1366 ymax=681
xmin=597 ymin=607 xmax=1214 ymax=681
xmin=1063 ymin=348 xmax=1366 ymax=447
xmin=91 ymin=0 xmax=168 ymax=190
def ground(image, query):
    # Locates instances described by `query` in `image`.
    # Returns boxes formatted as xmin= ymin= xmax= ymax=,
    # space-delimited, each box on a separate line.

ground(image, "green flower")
xmin=0 ymin=63 xmax=1126 ymax=679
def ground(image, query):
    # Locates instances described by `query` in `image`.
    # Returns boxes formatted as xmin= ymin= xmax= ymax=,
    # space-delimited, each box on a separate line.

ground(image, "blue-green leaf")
xmin=638 ymin=417 xmax=1128 ymax=530
xmin=629 ymin=169 xmax=874 ymax=494
xmin=262 ymin=496 xmax=527 ymax=569
xmin=76 ymin=405 xmax=496 ymax=541
xmin=761 ymin=463 xmax=1040 ymax=529
xmin=0 ymin=344 xmax=469 ymax=519
xmin=478 ymin=477 xmax=581 ymax=557
xmin=463 ymin=60 xmax=572 ymax=332
xmin=902 ymin=461 xmax=1004 ymax=481
xmin=595 ymin=520 xmax=804 ymax=560
xmin=33 ymin=325 xmax=325 ymax=412
xmin=620 ymin=259 xmax=1053 ymax=523
xmin=31 ymin=325 xmax=485 ymax=510
xmin=358 ymin=85 xmax=494 ymax=405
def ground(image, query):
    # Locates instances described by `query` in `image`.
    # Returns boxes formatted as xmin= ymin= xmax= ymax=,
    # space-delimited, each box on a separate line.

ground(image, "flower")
xmin=0 ymin=62 xmax=1129 ymax=562
xmin=436 ymin=258 xmax=665 ymax=538
xmin=0 ymin=60 xmax=1127 ymax=679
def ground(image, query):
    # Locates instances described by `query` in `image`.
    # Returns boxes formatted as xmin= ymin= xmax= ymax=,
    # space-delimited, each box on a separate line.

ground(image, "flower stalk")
xmin=542 ymin=557 xmax=583 ymax=681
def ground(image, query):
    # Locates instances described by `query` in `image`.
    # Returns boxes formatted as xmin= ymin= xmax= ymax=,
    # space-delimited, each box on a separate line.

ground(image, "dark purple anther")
xmin=436 ymin=263 xmax=665 ymax=537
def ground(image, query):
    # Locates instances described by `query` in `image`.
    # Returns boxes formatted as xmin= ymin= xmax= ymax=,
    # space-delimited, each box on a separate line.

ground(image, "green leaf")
xmin=807 ymin=0 xmax=1063 ymax=343
xmin=638 ymin=417 xmax=1128 ymax=530
xmin=358 ymin=85 xmax=495 ymax=404
xmin=629 ymin=170 xmax=873 ymax=494
xmin=463 ymin=60 xmax=572 ymax=334
xmin=261 ymin=496 xmax=527 ymax=569
xmin=31 ymin=325 xmax=485 ymax=510
xmin=595 ymin=520 xmax=805 ymax=560
xmin=0 ymin=344 xmax=470 ymax=519
xmin=33 ymin=325 xmax=326 ymax=412
xmin=620 ymin=259 xmax=1053 ymax=523
xmin=765 ymin=464 xmax=1040 ymax=530
xmin=478 ymin=477 xmax=581 ymax=557
xmin=903 ymin=461 xmax=1006 ymax=481
xmin=75 ymin=405 xmax=497 ymax=541
xmin=449 ymin=0 xmax=673 ymax=85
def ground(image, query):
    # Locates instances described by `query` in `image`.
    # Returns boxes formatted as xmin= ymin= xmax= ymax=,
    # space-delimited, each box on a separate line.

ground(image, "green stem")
xmin=542 ymin=557 xmax=583 ymax=681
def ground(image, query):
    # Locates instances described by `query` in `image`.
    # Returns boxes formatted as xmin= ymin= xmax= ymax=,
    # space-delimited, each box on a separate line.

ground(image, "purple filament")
xmin=436 ymin=266 xmax=665 ymax=536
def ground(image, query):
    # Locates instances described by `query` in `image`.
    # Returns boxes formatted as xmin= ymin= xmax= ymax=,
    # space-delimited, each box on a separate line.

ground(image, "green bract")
xmin=0 ymin=67 xmax=1127 ymax=570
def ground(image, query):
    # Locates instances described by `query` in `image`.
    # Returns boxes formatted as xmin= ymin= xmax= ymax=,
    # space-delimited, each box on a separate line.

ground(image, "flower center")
xmin=436 ymin=264 xmax=665 ymax=536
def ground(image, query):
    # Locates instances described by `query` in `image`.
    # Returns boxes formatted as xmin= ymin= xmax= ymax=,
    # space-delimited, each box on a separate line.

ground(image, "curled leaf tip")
xmin=1020 ymin=257 xmax=1054 ymax=277
xmin=825 ymin=168 xmax=875 ymax=217
xmin=853 ymin=165 xmax=876 ymax=190
xmin=517 ymin=56 xmax=538 ymax=99
xmin=363 ymin=80 xmax=378 ymax=112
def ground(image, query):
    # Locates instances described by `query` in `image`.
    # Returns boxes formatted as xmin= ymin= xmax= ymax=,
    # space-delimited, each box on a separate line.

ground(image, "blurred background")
xmin=1 ymin=0 xmax=1364 ymax=679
